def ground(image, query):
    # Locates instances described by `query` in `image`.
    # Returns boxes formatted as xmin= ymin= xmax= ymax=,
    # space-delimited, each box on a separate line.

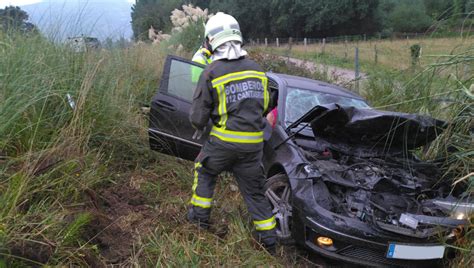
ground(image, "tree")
xmin=209 ymin=0 xmax=273 ymax=38
xmin=389 ymin=0 xmax=433 ymax=32
xmin=423 ymin=0 xmax=453 ymax=20
xmin=0 ymin=6 xmax=37 ymax=34
xmin=209 ymin=0 xmax=381 ymax=38
xmin=131 ymin=0 xmax=183 ymax=41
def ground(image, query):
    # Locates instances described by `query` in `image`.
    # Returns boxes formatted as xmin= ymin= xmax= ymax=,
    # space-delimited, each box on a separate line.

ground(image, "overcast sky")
xmin=0 ymin=0 xmax=135 ymax=7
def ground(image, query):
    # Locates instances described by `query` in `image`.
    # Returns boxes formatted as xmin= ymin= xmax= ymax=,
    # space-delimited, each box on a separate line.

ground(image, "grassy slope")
xmin=265 ymin=36 xmax=473 ymax=77
xmin=0 ymin=34 xmax=317 ymax=267
xmin=0 ymin=32 xmax=472 ymax=267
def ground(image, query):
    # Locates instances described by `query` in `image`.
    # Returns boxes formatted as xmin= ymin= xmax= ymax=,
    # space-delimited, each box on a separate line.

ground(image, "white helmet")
xmin=205 ymin=12 xmax=242 ymax=51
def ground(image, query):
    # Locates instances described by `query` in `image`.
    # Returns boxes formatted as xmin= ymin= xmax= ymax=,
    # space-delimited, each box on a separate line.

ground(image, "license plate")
xmin=386 ymin=243 xmax=445 ymax=260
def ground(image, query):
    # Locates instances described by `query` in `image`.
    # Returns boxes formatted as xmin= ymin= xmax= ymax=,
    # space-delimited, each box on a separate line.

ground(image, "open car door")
xmin=148 ymin=55 xmax=209 ymax=160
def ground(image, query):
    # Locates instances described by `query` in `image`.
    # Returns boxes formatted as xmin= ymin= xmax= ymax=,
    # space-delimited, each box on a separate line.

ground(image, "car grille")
xmin=337 ymin=245 xmax=441 ymax=267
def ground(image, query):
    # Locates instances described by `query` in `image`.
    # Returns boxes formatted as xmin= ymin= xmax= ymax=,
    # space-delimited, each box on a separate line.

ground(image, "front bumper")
xmin=298 ymin=214 xmax=447 ymax=267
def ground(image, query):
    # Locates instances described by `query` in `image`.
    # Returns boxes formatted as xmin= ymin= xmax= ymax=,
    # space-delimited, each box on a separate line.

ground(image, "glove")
xmin=192 ymin=127 xmax=206 ymax=140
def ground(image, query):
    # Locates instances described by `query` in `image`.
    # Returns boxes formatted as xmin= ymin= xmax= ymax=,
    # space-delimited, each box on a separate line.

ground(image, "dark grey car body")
xmin=149 ymin=55 xmax=471 ymax=267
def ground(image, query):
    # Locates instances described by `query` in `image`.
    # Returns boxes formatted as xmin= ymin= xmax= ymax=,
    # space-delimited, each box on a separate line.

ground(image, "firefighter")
xmin=191 ymin=45 xmax=212 ymax=83
xmin=192 ymin=45 xmax=212 ymax=65
xmin=187 ymin=12 xmax=277 ymax=254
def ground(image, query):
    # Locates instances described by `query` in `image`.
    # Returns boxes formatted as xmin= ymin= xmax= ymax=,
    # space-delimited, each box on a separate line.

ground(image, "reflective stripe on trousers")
xmin=190 ymin=162 xmax=213 ymax=209
xmin=190 ymin=193 xmax=212 ymax=208
xmin=254 ymin=216 xmax=277 ymax=231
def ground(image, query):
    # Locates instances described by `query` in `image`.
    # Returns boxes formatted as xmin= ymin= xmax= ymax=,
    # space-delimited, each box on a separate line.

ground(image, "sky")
xmin=0 ymin=0 xmax=136 ymax=7
xmin=1 ymin=0 xmax=136 ymax=40
xmin=0 ymin=0 xmax=43 ymax=6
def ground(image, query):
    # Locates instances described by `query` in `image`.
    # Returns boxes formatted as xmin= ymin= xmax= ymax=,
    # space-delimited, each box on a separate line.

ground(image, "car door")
xmin=149 ymin=55 xmax=210 ymax=160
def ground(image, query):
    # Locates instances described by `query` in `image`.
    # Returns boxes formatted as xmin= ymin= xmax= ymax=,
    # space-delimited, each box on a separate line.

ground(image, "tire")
xmin=264 ymin=173 xmax=294 ymax=244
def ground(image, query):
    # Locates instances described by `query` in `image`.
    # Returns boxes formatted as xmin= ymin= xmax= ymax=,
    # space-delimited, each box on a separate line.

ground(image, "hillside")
xmin=21 ymin=0 xmax=133 ymax=40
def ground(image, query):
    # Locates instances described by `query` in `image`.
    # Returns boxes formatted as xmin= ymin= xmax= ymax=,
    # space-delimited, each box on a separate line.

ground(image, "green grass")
xmin=0 ymin=30 xmax=472 ymax=267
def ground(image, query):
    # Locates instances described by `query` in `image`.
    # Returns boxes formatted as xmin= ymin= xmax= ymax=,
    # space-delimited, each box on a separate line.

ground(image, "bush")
xmin=389 ymin=1 xmax=433 ymax=32
xmin=162 ymin=4 xmax=210 ymax=53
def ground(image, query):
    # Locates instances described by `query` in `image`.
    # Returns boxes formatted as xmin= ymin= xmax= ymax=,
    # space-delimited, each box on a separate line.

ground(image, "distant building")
xmin=65 ymin=36 xmax=101 ymax=52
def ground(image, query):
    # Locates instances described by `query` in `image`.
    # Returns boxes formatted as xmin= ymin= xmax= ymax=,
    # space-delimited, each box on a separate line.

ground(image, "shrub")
xmin=389 ymin=1 xmax=433 ymax=32
xmin=163 ymin=4 xmax=211 ymax=53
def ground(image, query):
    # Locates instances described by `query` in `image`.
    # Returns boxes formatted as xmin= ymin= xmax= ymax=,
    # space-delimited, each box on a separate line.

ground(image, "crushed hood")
xmin=302 ymin=104 xmax=446 ymax=151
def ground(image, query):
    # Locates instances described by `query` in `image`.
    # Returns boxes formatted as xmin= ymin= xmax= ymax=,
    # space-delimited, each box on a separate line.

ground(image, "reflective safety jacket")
xmin=192 ymin=47 xmax=212 ymax=65
xmin=190 ymin=57 xmax=269 ymax=152
xmin=191 ymin=47 xmax=212 ymax=83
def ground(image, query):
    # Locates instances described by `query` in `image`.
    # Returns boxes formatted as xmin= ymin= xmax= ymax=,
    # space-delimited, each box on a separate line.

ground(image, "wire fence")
xmin=246 ymin=32 xmax=429 ymax=47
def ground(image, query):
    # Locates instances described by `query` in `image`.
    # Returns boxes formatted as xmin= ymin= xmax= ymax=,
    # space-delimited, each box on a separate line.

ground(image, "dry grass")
xmin=270 ymin=36 xmax=473 ymax=71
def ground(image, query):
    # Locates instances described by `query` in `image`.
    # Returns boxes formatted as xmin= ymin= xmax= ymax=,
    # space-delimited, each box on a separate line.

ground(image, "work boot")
xmin=264 ymin=243 xmax=277 ymax=256
xmin=186 ymin=207 xmax=210 ymax=230
xmin=252 ymin=230 xmax=277 ymax=255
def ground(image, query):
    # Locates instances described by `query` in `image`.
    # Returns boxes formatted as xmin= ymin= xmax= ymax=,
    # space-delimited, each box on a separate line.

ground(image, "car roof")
xmin=267 ymin=73 xmax=365 ymax=100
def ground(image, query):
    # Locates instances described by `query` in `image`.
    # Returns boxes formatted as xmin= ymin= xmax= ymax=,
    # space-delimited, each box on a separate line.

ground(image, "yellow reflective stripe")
xmin=262 ymin=77 xmax=269 ymax=112
xmin=192 ymin=162 xmax=202 ymax=192
xmin=211 ymin=71 xmax=266 ymax=87
xmin=216 ymin=85 xmax=228 ymax=127
xmin=190 ymin=193 xmax=212 ymax=208
xmin=193 ymin=57 xmax=206 ymax=65
xmin=191 ymin=65 xmax=204 ymax=83
xmin=210 ymin=126 xmax=263 ymax=144
xmin=254 ymin=216 xmax=277 ymax=231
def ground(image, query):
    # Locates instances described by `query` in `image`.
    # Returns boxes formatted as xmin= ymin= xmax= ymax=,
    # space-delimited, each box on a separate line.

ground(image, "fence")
xmin=246 ymin=33 xmax=428 ymax=47
xmin=246 ymin=33 xmax=474 ymax=92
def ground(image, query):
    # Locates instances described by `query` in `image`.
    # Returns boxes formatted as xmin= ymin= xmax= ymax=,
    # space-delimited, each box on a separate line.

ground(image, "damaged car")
xmin=148 ymin=55 xmax=473 ymax=267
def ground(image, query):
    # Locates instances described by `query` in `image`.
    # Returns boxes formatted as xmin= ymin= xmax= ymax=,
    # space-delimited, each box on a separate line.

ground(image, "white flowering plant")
xmin=165 ymin=4 xmax=211 ymax=53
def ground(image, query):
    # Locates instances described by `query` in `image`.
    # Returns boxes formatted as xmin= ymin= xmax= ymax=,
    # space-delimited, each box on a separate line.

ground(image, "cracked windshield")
xmin=285 ymin=87 xmax=370 ymax=124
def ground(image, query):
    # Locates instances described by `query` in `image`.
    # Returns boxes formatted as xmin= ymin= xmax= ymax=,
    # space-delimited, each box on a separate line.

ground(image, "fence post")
xmin=257 ymin=38 xmax=260 ymax=45
xmin=265 ymin=38 xmax=268 ymax=47
xmin=355 ymin=47 xmax=360 ymax=93
xmin=374 ymin=44 xmax=378 ymax=64
xmin=344 ymin=40 xmax=348 ymax=60
xmin=304 ymin=37 xmax=307 ymax=54
xmin=276 ymin=38 xmax=279 ymax=47
xmin=321 ymin=38 xmax=326 ymax=54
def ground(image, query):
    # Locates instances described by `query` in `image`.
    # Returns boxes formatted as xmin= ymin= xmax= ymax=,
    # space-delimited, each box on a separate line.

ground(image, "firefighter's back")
xmin=205 ymin=58 xmax=269 ymax=152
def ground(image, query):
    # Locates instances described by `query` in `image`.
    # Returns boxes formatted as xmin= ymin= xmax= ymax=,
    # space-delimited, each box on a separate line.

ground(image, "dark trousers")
xmin=189 ymin=139 xmax=276 ymax=245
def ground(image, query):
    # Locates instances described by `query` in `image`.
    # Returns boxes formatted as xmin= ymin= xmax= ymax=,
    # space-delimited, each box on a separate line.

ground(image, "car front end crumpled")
xmin=273 ymin=104 xmax=472 ymax=267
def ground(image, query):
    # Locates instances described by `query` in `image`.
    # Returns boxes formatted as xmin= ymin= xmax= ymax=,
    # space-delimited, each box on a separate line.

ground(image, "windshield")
xmin=285 ymin=87 xmax=370 ymax=124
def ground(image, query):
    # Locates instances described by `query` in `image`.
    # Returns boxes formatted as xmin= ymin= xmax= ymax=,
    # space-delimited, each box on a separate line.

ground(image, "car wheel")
xmin=264 ymin=173 xmax=293 ymax=243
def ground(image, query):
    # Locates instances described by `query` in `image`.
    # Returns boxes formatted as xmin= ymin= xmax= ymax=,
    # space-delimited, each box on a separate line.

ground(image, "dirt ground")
xmin=81 ymin=175 xmax=157 ymax=266
xmin=277 ymin=56 xmax=368 ymax=86
xmin=75 ymin=168 xmax=337 ymax=267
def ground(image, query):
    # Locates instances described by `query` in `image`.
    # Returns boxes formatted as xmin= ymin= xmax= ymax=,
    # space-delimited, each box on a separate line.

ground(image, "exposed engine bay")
xmin=291 ymin=104 xmax=471 ymax=239
xmin=304 ymin=148 xmax=468 ymax=238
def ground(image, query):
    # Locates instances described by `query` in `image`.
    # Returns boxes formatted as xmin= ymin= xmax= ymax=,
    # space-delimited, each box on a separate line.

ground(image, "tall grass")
xmin=362 ymin=42 xmax=473 ymax=267
xmin=0 ymin=28 xmax=472 ymax=266
xmin=0 ymin=32 xmax=164 ymax=265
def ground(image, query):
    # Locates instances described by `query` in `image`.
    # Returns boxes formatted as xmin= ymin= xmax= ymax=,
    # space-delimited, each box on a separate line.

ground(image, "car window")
xmin=285 ymin=87 xmax=370 ymax=124
xmin=167 ymin=59 xmax=204 ymax=101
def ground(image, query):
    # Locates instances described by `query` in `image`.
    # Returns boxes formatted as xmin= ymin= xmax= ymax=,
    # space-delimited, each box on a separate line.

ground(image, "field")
xmin=0 ymin=32 xmax=472 ymax=267
xmin=0 ymin=34 xmax=318 ymax=267
xmin=265 ymin=36 xmax=474 ymax=74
